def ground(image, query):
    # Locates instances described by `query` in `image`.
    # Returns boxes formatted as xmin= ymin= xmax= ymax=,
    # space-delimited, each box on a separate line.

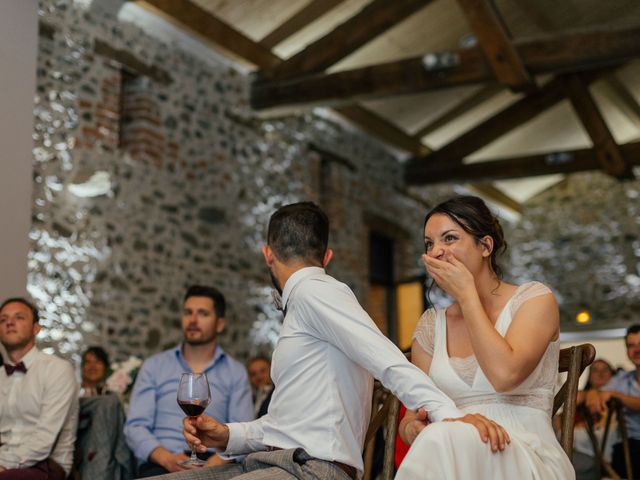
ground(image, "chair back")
xmin=552 ymin=343 xmax=596 ymax=459
xmin=363 ymin=381 xmax=401 ymax=480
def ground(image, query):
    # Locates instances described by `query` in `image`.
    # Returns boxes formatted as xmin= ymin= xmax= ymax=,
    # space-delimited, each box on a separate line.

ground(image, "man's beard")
xmin=269 ymin=270 xmax=285 ymax=312
xmin=269 ymin=270 xmax=282 ymax=295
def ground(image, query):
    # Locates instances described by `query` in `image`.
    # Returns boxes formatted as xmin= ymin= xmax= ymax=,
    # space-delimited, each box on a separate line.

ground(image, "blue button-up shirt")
xmin=124 ymin=344 xmax=253 ymax=461
xmin=603 ymin=370 xmax=640 ymax=440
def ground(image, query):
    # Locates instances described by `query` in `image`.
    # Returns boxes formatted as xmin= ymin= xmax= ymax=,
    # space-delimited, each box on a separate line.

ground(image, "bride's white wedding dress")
xmin=396 ymin=282 xmax=575 ymax=480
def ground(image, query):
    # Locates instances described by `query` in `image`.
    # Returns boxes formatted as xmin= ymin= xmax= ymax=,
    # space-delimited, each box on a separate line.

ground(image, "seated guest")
xmin=80 ymin=346 xmax=110 ymax=397
xmin=573 ymin=359 xmax=616 ymax=480
xmin=124 ymin=285 xmax=253 ymax=477
xmin=586 ymin=324 xmax=640 ymax=478
xmin=397 ymin=196 xmax=573 ymax=479
xmin=247 ymin=355 xmax=273 ymax=418
xmin=0 ymin=297 xmax=79 ymax=480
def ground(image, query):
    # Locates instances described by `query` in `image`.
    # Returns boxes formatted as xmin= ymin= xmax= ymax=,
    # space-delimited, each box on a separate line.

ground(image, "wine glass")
xmin=177 ymin=372 xmax=211 ymax=466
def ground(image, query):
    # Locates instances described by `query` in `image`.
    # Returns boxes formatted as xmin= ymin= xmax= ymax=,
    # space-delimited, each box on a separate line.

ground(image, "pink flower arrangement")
xmin=105 ymin=356 xmax=142 ymax=394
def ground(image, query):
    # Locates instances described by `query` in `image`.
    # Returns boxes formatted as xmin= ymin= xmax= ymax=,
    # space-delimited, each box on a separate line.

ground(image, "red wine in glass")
xmin=177 ymin=372 xmax=211 ymax=466
xmin=178 ymin=400 xmax=207 ymax=417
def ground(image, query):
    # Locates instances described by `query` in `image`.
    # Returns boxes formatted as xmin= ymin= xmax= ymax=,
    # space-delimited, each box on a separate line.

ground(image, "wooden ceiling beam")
xmin=260 ymin=0 xmax=345 ymax=49
xmin=408 ymin=75 xmax=572 ymax=170
xmin=456 ymin=0 xmax=533 ymax=90
xmin=468 ymin=184 xmax=522 ymax=213
xmin=334 ymin=105 xmax=430 ymax=156
xmin=138 ymin=0 xmax=521 ymax=210
xmin=138 ymin=0 xmax=429 ymax=156
xmin=259 ymin=0 xmax=432 ymax=80
xmin=563 ymin=73 xmax=633 ymax=179
xmin=602 ymin=74 xmax=640 ymax=130
xmin=406 ymin=141 xmax=640 ymax=185
xmin=413 ymin=84 xmax=502 ymax=138
xmin=251 ymin=26 xmax=640 ymax=109
xmin=137 ymin=0 xmax=280 ymax=69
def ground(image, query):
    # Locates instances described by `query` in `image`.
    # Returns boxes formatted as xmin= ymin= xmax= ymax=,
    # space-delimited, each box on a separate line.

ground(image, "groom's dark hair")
xmin=267 ymin=202 xmax=329 ymax=266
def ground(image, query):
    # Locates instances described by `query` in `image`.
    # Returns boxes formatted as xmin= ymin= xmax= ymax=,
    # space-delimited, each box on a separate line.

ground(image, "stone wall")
xmin=506 ymin=172 xmax=640 ymax=329
xmin=30 ymin=1 xmax=640 ymax=364
xmin=31 ymin=0 xmax=439 ymax=362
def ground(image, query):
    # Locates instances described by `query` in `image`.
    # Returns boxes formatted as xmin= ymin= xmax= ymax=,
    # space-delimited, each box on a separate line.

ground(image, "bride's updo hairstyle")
xmin=424 ymin=195 xmax=507 ymax=279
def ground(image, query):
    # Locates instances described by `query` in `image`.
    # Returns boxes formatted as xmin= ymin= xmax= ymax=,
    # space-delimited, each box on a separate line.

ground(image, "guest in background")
xmin=247 ymin=355 xmax=273 ymax=418
xmin=0 ymin=297 xmax=78 ymax=480
xmin=573 ymin=359 xmax=616 ymax=480
xmin=80 ymin=346 xmax=110 ymax=397
xmin=586 ymin=324 xmax=640 ymax=478
xmin=124 ymin=285 xmax=253 ymax=477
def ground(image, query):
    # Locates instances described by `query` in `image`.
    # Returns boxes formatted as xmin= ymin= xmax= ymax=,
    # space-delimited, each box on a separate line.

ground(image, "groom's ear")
xmin=262 ymin=245 xmax=274 ymax=266
xmin=322 ymin=249 xmax=333 ymax=268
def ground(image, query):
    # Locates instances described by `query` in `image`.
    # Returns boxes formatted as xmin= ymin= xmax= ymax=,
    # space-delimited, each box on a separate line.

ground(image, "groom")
xmin=153 ymin=201 xmax=508 ymax=480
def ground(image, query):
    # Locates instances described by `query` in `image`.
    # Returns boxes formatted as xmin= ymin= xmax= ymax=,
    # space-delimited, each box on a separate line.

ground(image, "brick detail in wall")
xmin=119 ymin=73 xmax=168 ymax=168
xmin=76 ymin=62 xmax=121 ymax=152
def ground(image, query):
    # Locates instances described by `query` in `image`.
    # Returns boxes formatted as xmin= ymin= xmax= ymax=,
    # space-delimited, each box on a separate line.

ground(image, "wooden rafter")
xmin=469 ymin=184 xmax=522 ymax=213
xmin=413 ymin=84 xmax=502 ymax=138
xmin=456 ymin=0 xmax=533 ymax=90
xmin=602 ymin=74 xmax=640 ymax=130
xmin=563 ymin=74 xmax=633 ymax=179
xmin=251 ymin=26 xmax=640 ymax=109
xmin=259 ymin=0 xmax=432 ymax=80
xmin=137 ymin=0 xmax=429 ymax=156
xmin=138 ymin=0 xmax=521 ymax=209
xmin=137 ymin=0 xmax=280 ymax=68
xmin=335 ymin=105 xmax=430 ymax=156
xmin=408 ymin=75 xmax=571 ymax=171
xmin=406 ymin=141 xmax=640 ymax=185
xmin=260 ymin=0 xmax=345 ymax=49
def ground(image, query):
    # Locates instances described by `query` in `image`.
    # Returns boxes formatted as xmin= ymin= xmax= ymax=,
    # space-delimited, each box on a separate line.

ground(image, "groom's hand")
xmin=183 ymin=415 xmax=230 ymax=452
xmin=446 ymin=413 xmax=510 ymax=452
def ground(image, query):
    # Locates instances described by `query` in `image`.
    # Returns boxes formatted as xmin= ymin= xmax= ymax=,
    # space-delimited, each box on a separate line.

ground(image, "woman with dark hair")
xmin=396 ymin=196 xmax=574 ymax=479
xmin=80 ymin=346 xmax=110 ymax=397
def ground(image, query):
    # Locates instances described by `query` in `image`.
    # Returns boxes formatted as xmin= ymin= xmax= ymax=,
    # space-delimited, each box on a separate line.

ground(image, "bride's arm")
xmin=399 ymin=340 xmax=433 ymax=445
xmin=460 ymin=288 xmax=558 ymax=392
xmin=425 ymin=254 xmax=558 ymax=392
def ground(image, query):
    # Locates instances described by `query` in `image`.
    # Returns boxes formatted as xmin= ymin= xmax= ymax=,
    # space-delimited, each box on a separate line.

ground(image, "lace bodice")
xmin=413 ymin=281 xmax=559 ymax=414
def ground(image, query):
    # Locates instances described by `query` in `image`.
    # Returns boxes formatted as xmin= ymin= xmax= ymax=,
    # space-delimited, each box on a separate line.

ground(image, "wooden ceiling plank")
xmin=138 ymin=0 xmax=520 ymax=210
xmin=413 ymin=84 xmax=503 ymax=139
xmin=409 ymin=76 xmax=569 ymax=169
xmin=468 ymin=184 xmax=522 ymax=213
xmin=407 ymin=142 xmax=640 ymax=185
xmin=456 ymin=0 xmax=533 ymax=90
xmin=252 ymin=48 xmax=491 ymax=108
xmin=334 ymin=105 xmax=430 ymax=156
xmin=260 ymin=0 xmax=432 ymax=80
xmin=602 ymin=74 xmax=640 ymax=130
xmin=260 ymin=0 xmax=346 ymax=49
xmin=138 ymin=0 xmax=431 ymax=157
xmin=137 ymin=0 xmax=280 ymax=69
xmin=251 ymin=26 xmax=640 ymax=109
xmin=563 ymin=73 xmax=633 ymax=179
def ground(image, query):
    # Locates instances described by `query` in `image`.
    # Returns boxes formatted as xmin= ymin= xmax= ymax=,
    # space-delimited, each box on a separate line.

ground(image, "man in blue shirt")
xmin=586 ymin=324 xmax=640 ymax=478
xmin=124 ymin=285 xmax=253 ymax=477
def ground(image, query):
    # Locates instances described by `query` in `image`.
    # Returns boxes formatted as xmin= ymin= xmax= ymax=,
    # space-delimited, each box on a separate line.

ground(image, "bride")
xmin=396 ymin=196 xmax=574 ymax=480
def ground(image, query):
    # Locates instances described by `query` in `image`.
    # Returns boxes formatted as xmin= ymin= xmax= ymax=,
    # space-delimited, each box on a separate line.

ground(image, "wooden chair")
xmin=363 ymin=344 xmax=594 ymax=479
xmin=362 ymin=380 xmax=401 ymax=480
xmin=582 ymin=397 xmax=634 ymax=480
xmin=552 ymin=343 xmax=596 ymax=460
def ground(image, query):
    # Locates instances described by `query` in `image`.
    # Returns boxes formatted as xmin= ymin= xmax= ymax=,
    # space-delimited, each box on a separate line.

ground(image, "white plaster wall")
xmin=0 ymin=1 xmax=38 ymax=297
